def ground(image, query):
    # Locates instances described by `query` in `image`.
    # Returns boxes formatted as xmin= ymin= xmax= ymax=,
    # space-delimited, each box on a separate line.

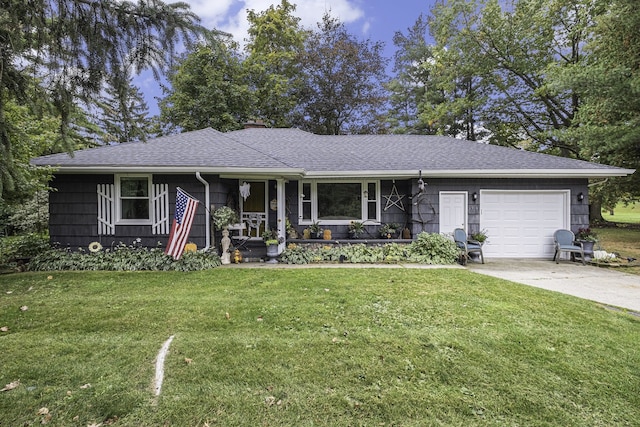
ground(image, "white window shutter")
xmin=152 ymin=183 xmax=169 ymax=235
xmin=97 ymin=184 xmax=115 ymax=235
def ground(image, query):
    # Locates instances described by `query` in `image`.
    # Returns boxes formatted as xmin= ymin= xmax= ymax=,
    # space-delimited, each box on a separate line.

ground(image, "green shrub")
xmin=28 ymin=242 xmax=221 ymax=272
xmin=280 ymin=235 xmax=458 ymax=265
xmin=409 ymin=232 xmax=459 ymax=264
xmin=0 ymin=233 xmax=50 ymax=270
xmin=337 ymin=244 xmax=385 ymax=263
xmin=280 ymin=244 xmax=317 ymax=264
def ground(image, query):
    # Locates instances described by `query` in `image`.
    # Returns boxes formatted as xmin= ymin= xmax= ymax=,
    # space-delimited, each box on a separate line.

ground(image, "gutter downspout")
xmin=195 ymin=172 xmax=211 ymax=251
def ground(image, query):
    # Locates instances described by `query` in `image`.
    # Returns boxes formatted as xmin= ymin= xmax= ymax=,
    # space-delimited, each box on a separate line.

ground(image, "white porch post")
xmin=276 ymin=178 xmax=286 ymax=253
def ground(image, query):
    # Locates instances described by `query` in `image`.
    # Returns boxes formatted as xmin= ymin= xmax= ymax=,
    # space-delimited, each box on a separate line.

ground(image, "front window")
xmin=299 ymin=180 xmax=379 ymax=225
xmin=317 ymin=183 xmax=362 ymax=220
xmin=117 ymin=175 xmax=151 ymax=223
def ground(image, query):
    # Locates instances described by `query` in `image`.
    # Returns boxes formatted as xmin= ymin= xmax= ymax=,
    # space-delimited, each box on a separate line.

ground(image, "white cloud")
xmin=180 ymin=0 xmax=365 ymax=46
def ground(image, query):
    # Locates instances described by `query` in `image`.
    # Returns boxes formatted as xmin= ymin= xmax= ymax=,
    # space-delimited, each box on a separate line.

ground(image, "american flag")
xmin=165 ymin=188 xmax=199 ymax=260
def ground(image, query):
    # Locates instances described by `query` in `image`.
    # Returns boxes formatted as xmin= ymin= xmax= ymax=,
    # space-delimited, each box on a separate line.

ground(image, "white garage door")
xmin=480 ymin=190 xmax=570 ymax=258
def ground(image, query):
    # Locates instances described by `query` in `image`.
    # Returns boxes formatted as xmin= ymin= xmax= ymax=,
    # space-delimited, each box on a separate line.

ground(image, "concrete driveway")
xmin=467 ymin=259 xmax=640 ymax=313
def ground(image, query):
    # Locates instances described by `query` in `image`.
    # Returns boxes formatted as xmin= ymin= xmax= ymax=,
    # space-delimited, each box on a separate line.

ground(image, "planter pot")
xmin=265 ymin=244 xmax=279 ymax=263
xmin=578 ymin=240 xmax=595 ymax=261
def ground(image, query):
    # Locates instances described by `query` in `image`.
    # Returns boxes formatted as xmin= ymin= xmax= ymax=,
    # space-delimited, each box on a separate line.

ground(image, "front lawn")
xmin=602 ymin=202 xmax=640 ymax=224
xmin=1 ymin=269 xmax=638 ymax=426
xmin=593 ymin=227 xmax=640 ymax=275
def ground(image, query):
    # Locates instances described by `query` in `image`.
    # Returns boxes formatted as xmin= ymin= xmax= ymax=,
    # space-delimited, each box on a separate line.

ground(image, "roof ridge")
xmin=224 ymin=128 xmax=306 ymax=169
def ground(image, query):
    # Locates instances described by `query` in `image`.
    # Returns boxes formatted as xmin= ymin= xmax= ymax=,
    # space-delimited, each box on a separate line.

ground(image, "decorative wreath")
xmin=88 ymin=241 xmax=103 ymax=253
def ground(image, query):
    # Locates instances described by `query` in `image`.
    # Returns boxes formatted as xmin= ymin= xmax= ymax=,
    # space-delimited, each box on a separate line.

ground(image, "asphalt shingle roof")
xmin=31 ymin=127 xmax=633 ymax=178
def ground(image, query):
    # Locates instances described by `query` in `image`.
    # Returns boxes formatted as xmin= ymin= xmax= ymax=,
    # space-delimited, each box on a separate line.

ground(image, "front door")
xmin=439 ymin=192 xmax=467 ymax=235
xmin=241 ymin=181 xmax=268 ymax=238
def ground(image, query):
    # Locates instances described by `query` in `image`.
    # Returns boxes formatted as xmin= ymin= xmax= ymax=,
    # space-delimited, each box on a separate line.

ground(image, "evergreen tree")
xmin=386 ymin=16 xmax=435 ymax=135
xmin=97 ymin=70 xmax=152 ymax=144
xmin=548 ymin=0 xmax=640 ymax=210
xmin=0 ymin=0 xmax=201 ymax=200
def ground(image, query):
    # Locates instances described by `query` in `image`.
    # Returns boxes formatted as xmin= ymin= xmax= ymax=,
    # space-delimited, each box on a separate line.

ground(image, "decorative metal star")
xmin=383 ymin=182 xmax=406 ymax=211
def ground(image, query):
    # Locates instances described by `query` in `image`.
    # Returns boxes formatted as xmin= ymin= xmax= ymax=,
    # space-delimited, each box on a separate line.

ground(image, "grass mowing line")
xmin=154 ymin=335 xmax=174 ymax=397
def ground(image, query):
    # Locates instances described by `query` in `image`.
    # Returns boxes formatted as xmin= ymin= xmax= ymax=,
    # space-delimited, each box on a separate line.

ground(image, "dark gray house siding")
xmin=48 ymin=173 xmax=590 ymax=251
xmin=407 ymin=177 xmax=589 ymax=238
xmin=49 ymin=174 xmax=112 ymax=248
xmin=49 ymin=174 xmax=215 ymax=250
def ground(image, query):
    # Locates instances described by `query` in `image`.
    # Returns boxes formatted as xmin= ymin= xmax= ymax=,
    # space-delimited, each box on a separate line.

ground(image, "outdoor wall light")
xmin=577 ymin=192 xmax=584 ymax=202
xmin=472 ymin=192 xmax=478 ymax=202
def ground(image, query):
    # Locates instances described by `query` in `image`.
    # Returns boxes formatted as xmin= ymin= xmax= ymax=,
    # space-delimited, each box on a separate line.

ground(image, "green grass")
xmin=1 ymin=269 xmax=639 ymax=426
xmin=592 ymin=227 xmax=640 ymax=275
xmin=602 ymin=202 xmax=640 ymax=224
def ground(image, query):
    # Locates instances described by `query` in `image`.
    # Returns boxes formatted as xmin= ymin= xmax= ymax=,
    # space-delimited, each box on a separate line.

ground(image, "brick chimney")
xmin=243 ymin=119 xmax=266 ymax=129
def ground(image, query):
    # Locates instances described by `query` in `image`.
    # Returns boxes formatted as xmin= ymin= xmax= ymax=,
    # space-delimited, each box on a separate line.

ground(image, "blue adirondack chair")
xmin=454 ymin=228 xmax=484 ymax=264
xmin=553 ymin=229 xmax=585 ymax=265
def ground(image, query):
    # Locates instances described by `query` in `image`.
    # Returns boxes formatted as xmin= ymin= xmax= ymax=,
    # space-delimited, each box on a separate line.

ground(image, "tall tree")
xmin=244 ymin=0 xmax=305 ymax=127
xmin=159 ymin=36 xmax=253 ymax=132
xmin=386 ymin=15 xmax=436 ymax=135
xmin=427 ymin=0 xmax=593 ymax=153
xmin=0 ymin=97 xmax=91 ymax=229
xmin=96 ymin=69 xmax=153 ymax=144
xmin=293 ymin=13 xmax=389 ymax=135
xmin=548 ymin=0 xmax=640 ymax=212
xmin=0 ymin=0 xmax=201 ymax=200
xmin=387 ymin=12 xmax=486 ymax=140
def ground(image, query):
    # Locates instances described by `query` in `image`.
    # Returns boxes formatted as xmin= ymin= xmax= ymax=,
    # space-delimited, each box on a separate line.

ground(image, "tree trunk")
xmin=589 ymin=198 xmax=604 ymax=223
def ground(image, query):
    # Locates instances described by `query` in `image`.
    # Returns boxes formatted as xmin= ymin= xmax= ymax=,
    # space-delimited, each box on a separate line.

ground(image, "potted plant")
xmin=285 ymin=218 xmax=298 ymax=239
xmin=576 ymin=227 xmax=598 ymax=243
xmin=261 ymin=229 xmax=283 ymax=263
xmin=379 ymin=223 xmax=398 ymax=239
xmin=348 ymin=221 xmax=365 ymax=239
xmin=576 ymin=227 xmax=597 ymax=261
xmin=309 ymin=221 xmax=323 ymax=239
xmin=470 ymin=229 xmax=488 ymax=245
xmin=211 ymin=206 xmax=239 ymax=230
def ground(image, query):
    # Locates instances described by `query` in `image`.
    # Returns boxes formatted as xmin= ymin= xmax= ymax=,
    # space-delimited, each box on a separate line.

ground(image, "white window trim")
xmin=115 ymin=174 xmax=153 ymax=225
xmin=298 ymin=179 xmax=380 ymax=226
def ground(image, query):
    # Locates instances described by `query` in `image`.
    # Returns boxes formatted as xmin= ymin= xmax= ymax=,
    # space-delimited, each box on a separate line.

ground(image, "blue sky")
xmin=138 ymin=0 xmax=438 ymax=115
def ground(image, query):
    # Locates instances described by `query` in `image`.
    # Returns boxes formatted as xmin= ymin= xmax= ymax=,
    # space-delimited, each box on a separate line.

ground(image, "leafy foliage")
xmin=159 ymin=37 xmax=253 ymax=132
xmin=244 ymin=0 xmax=306 ymax=127
xmin=0 ymin=233 xmax=50 ymax=270
xmin=0 ymin=0 xmax=201 ymax=200
xmin=280 ymin=233 xmax=458 ymax=265
xmin=292 ymin=13 xmax=389 ymax=135
xmin=95 ymin=71 xmax=153 ymax=143
xmin=211 ymin=206 xmax=239 ymax=229
xmin=422 ymin=0 xmax=588 ymax=151
xmin=408 ymin=231 xmax=459 ymax=264
xmin=386 ymin=15 xmax=437 ymax=135
xmin=548 ymin=0 xmax=640 ymax=207
xmin=28 ymin=242 xmax=221 ymax=272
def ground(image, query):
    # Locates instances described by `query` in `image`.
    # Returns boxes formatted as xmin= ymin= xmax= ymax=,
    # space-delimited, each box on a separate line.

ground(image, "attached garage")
xmin=480 ymin=190 xmax=570 ymax=258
